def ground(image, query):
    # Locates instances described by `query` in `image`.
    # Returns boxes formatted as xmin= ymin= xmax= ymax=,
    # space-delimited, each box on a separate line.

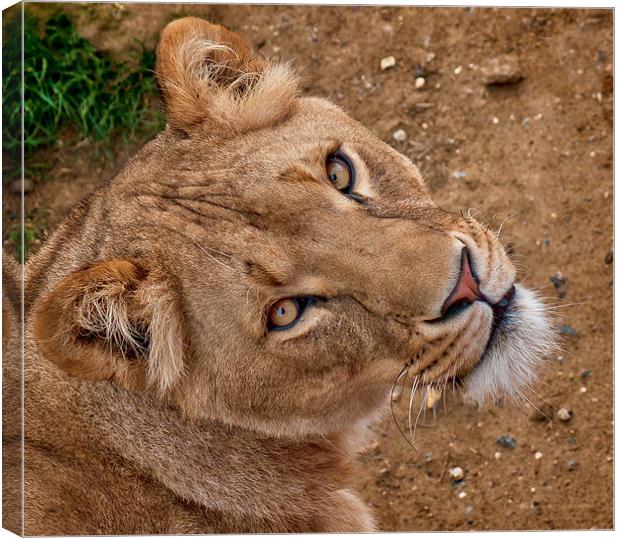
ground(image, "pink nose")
xmin=441 ymin=249 xmax=482 ymax=316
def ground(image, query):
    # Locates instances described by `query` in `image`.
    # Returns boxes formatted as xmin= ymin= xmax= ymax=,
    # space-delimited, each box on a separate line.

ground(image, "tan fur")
xmin=3 ymin=252 xmax=22 ymax=535
xmin=8 ymin=17 xmax=553 ymax=534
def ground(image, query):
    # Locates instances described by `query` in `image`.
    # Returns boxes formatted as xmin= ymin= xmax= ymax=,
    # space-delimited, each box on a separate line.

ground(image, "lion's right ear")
xmin=32 ymin=260 xmax=185 ymax=397
xmin=155 ymin=16 xmax=299 ymax=133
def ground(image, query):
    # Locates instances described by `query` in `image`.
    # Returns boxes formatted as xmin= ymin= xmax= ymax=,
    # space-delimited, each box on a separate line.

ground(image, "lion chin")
xmin=463 ymin=284 xmax=558 ymax=405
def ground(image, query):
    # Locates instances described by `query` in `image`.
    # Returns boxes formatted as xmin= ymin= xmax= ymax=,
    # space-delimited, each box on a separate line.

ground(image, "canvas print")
xmin=2 ymin=3 xmax=613 ymax=534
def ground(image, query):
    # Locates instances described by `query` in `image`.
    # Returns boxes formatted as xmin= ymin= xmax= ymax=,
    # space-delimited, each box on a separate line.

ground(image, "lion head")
xmin=31 ymin=17 xmax=556 ymax=440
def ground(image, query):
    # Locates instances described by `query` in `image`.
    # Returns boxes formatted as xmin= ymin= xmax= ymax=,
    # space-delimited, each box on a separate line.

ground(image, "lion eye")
xmin=268 ymin=297 xmax=311 ymax=330
xmin=326 ymin=153 xmax=355 ymax=193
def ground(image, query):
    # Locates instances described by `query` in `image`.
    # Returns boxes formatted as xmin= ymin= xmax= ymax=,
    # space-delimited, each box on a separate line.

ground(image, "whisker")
xmin=408 ymin=376 xmax=421 ymax=450
xmin=520 ymin=393 xmax=552 ymax=421
xmin=390 ymin=364 xmax=418 ymax=452
xmin=412 ymin=384 xmax=427 ymax=444
xmin=528 ymin=388 xmax=557 ymax=412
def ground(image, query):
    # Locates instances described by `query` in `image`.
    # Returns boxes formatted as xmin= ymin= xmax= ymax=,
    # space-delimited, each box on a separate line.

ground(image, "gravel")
xmin=558 ymin=324 xmax=577 ymax=337
xmin=449 ymin=466 xmax=465 ymax=481
xmin=392 ymin=128 xmax=408 ymax=142
xmin=9 ymin=178 xmax=34 ymax=194
xmin=557 ymin=408 xmax=573 ymax=422
xmin=496 ymin=435 xmax=518 ymax=449
xmin=550 ymin=272 xmax=567 ymax=298
xmin=480 ymin=54 xmax=524 ymax=85
xmin=380 ymin=56 xmax=396 ymax=70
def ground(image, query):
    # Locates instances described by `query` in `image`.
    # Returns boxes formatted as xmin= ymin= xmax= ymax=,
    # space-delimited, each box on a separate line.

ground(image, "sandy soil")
xmin=6 ymin=4 xmax=613 ymax=531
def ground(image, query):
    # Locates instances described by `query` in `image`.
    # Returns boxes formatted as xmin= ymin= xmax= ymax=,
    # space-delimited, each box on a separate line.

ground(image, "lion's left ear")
xmin=155 ymin=16 xmax=299 ymax=132
xmin=32 ymin=260 xmax=185 ymax=397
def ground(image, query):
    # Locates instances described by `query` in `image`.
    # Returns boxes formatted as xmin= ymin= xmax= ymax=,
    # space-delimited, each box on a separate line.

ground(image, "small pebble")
xmin=534 ymin=451 xmax=543 ymax=460
xmin=566 ymin=459 xmax=578 ymax=471
xmin=558 ymin=324 xmax=577 ymax=337
xmin=579 ymin=387 xmax=587 ymax=393
xmin=449 ymin=466 xmax=465 ymax=481
xmin=496 ymin=435 xmax=518 ymax=449
xmin=550 ymin=272 xmax=567 ymax=298
xmin=458 ymin=491 xmax=467 ymax=499
xmin=580 ymin=370 xmax=592 ymax=379
xmin=604 ymin=251 xmax=613 ymax=264
xmin=392 ymin=129 xmax=407 ymax=142
xmin=454 ymin=65 xmax=463 ymax=75
xmin=494 ymin=452 xmax=501 ymax=460
xmin=9 ymin=178 xmax=34 ymax=194
xmin=557 ymin=407 xmax=573 ymax=422
xmin=423 ymin=452 xmax=433 ymax=463
xmin=480 ymin=54 xmax=524 ymax=85
xmin=380 ymin=56 xmax=396 ymax=70
xmin=415 ymin=76 xmax=426 ymax=89
xmin=492 ymin=116 xmax=500 ymax=124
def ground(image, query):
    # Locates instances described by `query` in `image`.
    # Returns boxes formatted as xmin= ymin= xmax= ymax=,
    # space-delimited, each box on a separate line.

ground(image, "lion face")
xmin=32 ymin=17 xmax=555 ymax=438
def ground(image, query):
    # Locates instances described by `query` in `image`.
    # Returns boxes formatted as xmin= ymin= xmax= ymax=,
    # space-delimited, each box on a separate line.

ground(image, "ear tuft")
xmin=33 ymin=260 xmax=185 ymax=397
xmin=156 ymin=17 xmax=298 ymax=132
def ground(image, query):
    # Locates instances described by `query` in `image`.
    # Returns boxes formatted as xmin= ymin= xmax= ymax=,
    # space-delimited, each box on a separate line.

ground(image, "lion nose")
xmin=441 ymin=248 xmax=482 ymax=317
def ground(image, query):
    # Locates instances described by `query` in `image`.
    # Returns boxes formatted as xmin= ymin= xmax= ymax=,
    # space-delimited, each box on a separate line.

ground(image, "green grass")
xmin=2 ymin=11 xmax=165 ymax=260
xmin=2 ymin=12 xmax=164 ymax=180
xmin=6 ymin=224 xmax=37 ymax=262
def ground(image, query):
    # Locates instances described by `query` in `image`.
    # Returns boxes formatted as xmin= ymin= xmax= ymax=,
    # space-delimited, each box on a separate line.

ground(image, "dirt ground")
xmin=6 ymin=4 xmax=613 ymax=531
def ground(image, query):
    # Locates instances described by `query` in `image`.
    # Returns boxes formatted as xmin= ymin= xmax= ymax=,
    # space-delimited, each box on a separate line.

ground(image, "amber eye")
xmin=326 ymin=153 xmax=355 ymax=193
xmin=268 ymin=297 xmax=312 ymax=330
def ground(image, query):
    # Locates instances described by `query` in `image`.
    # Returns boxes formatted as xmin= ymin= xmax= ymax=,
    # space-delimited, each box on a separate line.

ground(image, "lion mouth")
xmin=461 ymin=284 xmax=557 ymax=404
xmin=482 ymin=284 xmax=516 ymax=357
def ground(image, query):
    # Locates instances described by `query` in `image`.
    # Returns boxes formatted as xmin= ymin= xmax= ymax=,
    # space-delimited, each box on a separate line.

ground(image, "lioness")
xmin=4 ymin=17 xmax=555 ymax=534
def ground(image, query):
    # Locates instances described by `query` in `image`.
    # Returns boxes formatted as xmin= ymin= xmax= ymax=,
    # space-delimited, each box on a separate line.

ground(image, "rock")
xmin=9 ymin=178 xmax=34 ymax=194
xmin=566 ymin=459 xmax=578 ymax=471
xmin=605 ymin=251 xmax=613 ymax=264
xmin=415 ymin=76 xmax=426 ymax=89
xmin=550 ymin=272 xmax=567 ymax=298
xmin=531 ymin=501 xmax=542 ymax=515
xmin=449 ymin=466 xmax=465 ymax=481
xmin=580 ymin=369 xmax=592 ymax=379
xmin=496 ymin=435 xmax=518 ymax=449
xmin=458 ymin=491 xmax=467 ymax=499
xmin=380 ymin=56 xmax=396 ymax=70
xmin=557 ymin=407 xmax=573 ymax=422
xmin=392 ymin=129 xmax=408 ymax=142
xmin=534 ymin=451 xmax=543 ymax=460
xmin=558 ymin=324 xmax=577 ymax=337
xmin=423 ymin=452 xmax=433 ymax=463
xmin=480 ymin=54 xmax=524 ymax=85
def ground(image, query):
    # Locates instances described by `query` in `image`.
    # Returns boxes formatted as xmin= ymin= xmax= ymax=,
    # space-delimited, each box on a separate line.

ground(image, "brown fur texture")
xmin=7 ymin=17 xmax=554 ymax=534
